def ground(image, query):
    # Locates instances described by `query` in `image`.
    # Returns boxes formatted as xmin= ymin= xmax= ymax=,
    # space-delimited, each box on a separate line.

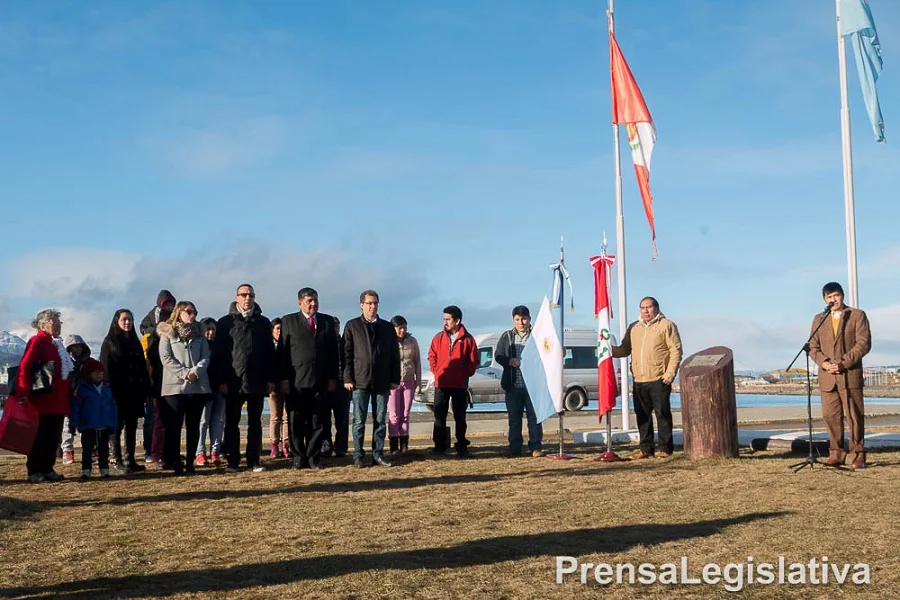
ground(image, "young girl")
xmin=195 ymin=317 xmax=225 ymax=466
xmin=100 ymin=309 xmax=151 ymax=474
xmin=388 ymin=316 xmax=421 ymax=454
xmin=71 ymin=358 xmax=118 ymax=479
xmin=268 ymin=317 xmax=290 ymax=458
xmin=157 ymin=301 xmax=211 ymax=475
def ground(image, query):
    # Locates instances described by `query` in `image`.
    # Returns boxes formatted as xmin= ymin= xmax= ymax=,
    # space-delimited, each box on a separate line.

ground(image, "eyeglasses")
xmin=237 ymin=293 xmax=256 ymax=298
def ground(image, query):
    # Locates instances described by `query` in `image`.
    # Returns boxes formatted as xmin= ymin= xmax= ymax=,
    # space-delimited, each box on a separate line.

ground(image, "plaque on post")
xmin=680 ymin=346 xmax=738 ymax=459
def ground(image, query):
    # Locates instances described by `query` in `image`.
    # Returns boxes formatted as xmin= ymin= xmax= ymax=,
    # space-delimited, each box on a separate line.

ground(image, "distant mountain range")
xmin=0 ymin=331 xmax=27 ymax=382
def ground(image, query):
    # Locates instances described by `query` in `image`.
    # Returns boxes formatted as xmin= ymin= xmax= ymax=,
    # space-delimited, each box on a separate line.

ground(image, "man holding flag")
xmin=495 ymin=305 xmax=543 ymax=458
xmin=612 ymin=297 xmax=682 ymax=459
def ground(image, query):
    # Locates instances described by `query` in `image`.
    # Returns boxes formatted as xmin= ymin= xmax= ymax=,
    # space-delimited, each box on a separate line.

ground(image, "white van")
xmin=416 ymin=328 xmax=619 ymax=411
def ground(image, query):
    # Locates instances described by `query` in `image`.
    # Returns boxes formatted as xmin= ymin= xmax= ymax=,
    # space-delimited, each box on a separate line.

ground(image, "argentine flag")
xmin=520 ymin=296 xmax=564 ymax=423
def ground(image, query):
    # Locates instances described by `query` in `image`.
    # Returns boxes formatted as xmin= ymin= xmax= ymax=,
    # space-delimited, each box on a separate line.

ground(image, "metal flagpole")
xmin=596 ymin=234 xmax=623 ymax=462
xmin=836 ymin=0 xmax=860 ymax=308
xmin=609 ymin=0 xmax=631 ymax=430
xmin=548 ymin=237 xmax=576 ymax=460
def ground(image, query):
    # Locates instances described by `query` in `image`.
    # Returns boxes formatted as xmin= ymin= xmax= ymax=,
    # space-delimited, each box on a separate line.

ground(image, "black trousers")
xmin=223 ymin=394 xmax=264 ymax=469
xmin=633 ymin=379 xmax=674 ymax=454
xmin=160 ymin=394 xmax=208 ymax=469
xmin=287 ymin=388 xmax=327 ymax=466
xmin=81 ymin=428 xmax=111 ymax=471
xmin=321 ymin=387 xmax=350 ymax=456
xmin=432 ymin=388 xmax=470 ymax=452
xmin=26 ymin=414 xmax=65 ymax=475
xmin=110 ymin=398 xmax=142 ymax=466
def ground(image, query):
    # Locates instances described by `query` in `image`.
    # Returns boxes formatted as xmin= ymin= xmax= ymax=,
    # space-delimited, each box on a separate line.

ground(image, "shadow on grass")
xmin=44 ymin=467 xmax=617 ymax=508
xmin=0 ymin=496 xmax=45 ymax=523
xmin=0 ymin=511 xmax=790 ymax=599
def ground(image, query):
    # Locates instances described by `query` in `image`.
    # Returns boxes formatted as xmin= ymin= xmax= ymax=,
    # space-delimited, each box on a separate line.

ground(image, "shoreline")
xmin=680 ymin=384 xmax=900 ymax=397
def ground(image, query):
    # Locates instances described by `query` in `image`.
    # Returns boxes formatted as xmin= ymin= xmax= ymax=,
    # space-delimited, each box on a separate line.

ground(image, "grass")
xmin=1 ymin=439 xmax=899 ymax=599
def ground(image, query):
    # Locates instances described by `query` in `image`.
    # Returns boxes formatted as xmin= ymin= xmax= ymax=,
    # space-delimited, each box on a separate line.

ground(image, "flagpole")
xmin=548 ymin=237 xmax=576 ymax=460
xmin=609 ymin=0 xmax=631 ymax=431
xmin=836 ymin=0 xmax=860 ymax=308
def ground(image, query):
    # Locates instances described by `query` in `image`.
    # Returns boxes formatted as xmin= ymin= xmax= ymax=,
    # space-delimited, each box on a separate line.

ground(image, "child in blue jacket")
xmin=71 ymin=358 xmax=119 ymax=479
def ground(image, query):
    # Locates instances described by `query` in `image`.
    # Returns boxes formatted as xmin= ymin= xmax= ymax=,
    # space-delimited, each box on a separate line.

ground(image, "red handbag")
xmin=0 ymin=398 xmax=40 ymax=455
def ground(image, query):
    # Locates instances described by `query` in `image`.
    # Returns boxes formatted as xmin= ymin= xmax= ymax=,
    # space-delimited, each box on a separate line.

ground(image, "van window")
xmin=563 ymin=346 xmax=597 ymax=370
xmin=478 ymin=347 xmax=494 ymax=369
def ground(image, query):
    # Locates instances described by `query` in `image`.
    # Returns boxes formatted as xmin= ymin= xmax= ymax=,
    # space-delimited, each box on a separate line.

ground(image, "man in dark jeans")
xmin=427 ymin=305 xmax=478 ymax=457
xmin=495 ymin=305 xmax=543 ymax=457
xmin=343 ymin=290 xmax=401 ymax=468
xmin=215 ymin=283 xmax=276 ymax=473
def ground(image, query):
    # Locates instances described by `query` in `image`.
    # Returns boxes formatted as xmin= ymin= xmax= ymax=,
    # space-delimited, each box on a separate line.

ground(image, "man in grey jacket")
xmin=494 ymin=305 xmax=543 ymax=457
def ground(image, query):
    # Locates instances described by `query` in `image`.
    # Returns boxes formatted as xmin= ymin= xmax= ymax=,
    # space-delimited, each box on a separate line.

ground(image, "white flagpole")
xmin=609 ymin=0 xmax=631 ymax=430
xmin=836 ymin=0 xmax=860 ymax=307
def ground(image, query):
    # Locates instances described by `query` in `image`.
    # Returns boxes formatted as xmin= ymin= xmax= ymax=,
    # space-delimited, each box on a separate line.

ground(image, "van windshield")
xmin=563 ymin=346 xmax=598 ymax=369
xmin=478 ymin=347 xmax=493 ymax=369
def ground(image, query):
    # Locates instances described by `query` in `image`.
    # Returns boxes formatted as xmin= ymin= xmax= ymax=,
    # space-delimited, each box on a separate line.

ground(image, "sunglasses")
xmin=237 ymin=293 xmax=256 ymax=298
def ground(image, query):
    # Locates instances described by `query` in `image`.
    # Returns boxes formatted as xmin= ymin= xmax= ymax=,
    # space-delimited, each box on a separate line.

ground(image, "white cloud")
xmin=0 ymin=243 xmax=434 ymax=343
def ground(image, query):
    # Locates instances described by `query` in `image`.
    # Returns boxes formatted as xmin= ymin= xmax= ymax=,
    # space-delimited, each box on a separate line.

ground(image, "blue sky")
xmin=0 ymin=0 xmax=897 ymax=370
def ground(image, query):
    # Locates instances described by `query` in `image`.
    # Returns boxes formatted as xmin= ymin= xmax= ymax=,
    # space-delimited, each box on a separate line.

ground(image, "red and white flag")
xmin=590 ymin=253 xmax=618 ymax=422
xmin=610 ymin=31 xmax=657 ymax=258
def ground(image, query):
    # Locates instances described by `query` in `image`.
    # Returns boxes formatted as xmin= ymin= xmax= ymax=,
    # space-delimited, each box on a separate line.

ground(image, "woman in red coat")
xmin=11 ymin=309 xmax=74 ymax=482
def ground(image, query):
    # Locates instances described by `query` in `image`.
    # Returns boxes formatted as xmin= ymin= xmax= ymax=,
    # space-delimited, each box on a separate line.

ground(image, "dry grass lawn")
xmin=1 ymin=439 xmax=899 ymax=599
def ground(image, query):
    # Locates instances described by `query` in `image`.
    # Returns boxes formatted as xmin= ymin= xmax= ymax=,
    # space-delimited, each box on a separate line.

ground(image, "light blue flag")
xmin=520 ymin=297 xmax=564 ymax=423
xmin=840 ymin=0 xmax=885 ymax=142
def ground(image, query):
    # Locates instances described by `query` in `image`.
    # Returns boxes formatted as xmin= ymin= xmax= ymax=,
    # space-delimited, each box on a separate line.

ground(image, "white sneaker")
xmin=251 ymin=465 xmax=266 ymax=473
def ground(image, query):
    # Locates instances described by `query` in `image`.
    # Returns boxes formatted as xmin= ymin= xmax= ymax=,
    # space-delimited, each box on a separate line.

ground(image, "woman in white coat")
xmin=157 ymin=301 xmax=211 ymax=475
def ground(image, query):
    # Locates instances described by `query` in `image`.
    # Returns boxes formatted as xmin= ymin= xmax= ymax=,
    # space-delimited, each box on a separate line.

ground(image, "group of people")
xmin=4 ymin=279 xmax=872 ymax=482
xmin=6 ymin=284 xmax=482 ymax=481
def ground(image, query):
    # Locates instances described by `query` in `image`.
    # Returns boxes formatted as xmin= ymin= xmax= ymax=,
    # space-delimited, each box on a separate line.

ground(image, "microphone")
xmin=823 ymin=301 xmax=835 ymax=313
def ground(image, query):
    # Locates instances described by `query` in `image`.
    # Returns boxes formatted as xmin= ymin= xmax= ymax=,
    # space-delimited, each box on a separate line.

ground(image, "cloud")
xmin=146 ymin=116 xmax=289 ymax=178
xmin=0 ymin=242 xmax=437 ymax=343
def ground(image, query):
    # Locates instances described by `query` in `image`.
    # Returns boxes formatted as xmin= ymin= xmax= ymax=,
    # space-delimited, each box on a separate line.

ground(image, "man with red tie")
xmin=276 ymin=288 xmax=340 ymax=470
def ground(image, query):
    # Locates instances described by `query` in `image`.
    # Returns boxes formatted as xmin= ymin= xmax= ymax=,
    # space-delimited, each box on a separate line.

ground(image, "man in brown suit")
xmin=808 ymin=282 xmax=871 ymax=469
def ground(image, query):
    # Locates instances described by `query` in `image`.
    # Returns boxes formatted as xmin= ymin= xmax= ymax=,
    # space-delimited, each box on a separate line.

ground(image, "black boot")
xmin=389 ymin=436 xmax=399 ymax=454
xmin=400 ymin=436 xmax=409 ymax=453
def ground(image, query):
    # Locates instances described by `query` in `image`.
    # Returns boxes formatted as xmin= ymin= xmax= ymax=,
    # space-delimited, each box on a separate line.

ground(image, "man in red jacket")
xmin=427 ymin=305 xmax=478 ymax=457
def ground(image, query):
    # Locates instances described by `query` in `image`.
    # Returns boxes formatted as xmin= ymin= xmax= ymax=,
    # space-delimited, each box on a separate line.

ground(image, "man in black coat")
xmin=276 ymin=287 xmax=340 ymax=470
xmin=343 ymin=289 xmax=401 ymax=468
xmin=214 ymin=283 xmax=276 ymax=472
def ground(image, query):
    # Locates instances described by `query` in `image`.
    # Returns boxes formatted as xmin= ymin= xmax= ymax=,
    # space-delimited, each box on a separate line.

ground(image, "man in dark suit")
xmin=276 ymin=287 xmax=340 ymax=470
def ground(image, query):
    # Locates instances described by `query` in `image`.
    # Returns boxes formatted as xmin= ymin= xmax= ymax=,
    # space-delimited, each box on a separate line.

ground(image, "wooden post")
xmin=680 ymin=346 xmax=738 ymax=459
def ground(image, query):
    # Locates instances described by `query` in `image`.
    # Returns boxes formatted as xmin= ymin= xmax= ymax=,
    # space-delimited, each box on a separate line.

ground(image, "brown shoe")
xmin=850 ymin=453 xmax=867 ymax=470
xmin=656 ymin=451 xmax=669 ymax=459
xmin=826 ymin=449 xmax=847 ymax=467
xmin=631 ymin=450 xmax=654 ymax=460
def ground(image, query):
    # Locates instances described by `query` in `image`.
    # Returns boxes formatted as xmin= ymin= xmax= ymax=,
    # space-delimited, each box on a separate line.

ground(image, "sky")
xmin=0 ymin=0 xmax=898 ymax=371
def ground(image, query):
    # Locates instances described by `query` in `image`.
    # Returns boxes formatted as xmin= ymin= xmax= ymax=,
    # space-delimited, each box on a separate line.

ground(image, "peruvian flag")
xmin=590 ymin=253 xmax=619 ymax=422
xmin=610 ymin=31 xmax=657 ymax=257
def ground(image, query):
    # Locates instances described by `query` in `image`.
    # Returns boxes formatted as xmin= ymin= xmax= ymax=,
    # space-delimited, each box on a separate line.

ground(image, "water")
xmin=410 ymin=393 xmax=900 ymax=413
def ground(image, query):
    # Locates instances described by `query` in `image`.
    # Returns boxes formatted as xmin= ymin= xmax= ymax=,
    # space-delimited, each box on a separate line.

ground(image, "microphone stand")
xmin=787 ymin=306 xmax=832 ymax=473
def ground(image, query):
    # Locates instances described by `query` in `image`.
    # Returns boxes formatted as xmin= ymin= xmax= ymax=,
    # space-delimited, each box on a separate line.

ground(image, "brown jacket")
xmin=612 ymin=313 xmax=683 ymax=383
xmin=809 ymin=307 xmax=871 ymax=391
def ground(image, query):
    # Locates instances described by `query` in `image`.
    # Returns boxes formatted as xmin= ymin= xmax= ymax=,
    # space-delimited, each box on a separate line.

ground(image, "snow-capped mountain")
xmin=0 ymin=331 xmax=28 ymax=381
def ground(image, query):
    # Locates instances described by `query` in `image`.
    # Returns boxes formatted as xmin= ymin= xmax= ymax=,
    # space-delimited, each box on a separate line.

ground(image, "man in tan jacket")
xmin=808 ymin=282 xmax=871 ymax=469
xmin=612 ymin=297 xmax=683 ymax=459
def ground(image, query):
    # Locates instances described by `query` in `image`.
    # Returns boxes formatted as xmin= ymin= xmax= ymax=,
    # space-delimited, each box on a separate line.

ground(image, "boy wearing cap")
xmin=71 ymin=358 xmax=119 ymax=479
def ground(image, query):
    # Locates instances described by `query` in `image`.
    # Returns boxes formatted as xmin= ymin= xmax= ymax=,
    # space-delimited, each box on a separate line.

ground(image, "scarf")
xmin=52 ymin=337 xmax=75 ymax=381
xmin=175 ymin=321 xmax=201 ymax=342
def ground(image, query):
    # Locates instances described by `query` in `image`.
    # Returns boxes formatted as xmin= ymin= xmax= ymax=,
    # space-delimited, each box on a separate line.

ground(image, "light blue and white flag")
xmin=520 ymin=296 xmax=564 ymax=423
xmin=840 ymin=0 xmax=885 ymax=142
